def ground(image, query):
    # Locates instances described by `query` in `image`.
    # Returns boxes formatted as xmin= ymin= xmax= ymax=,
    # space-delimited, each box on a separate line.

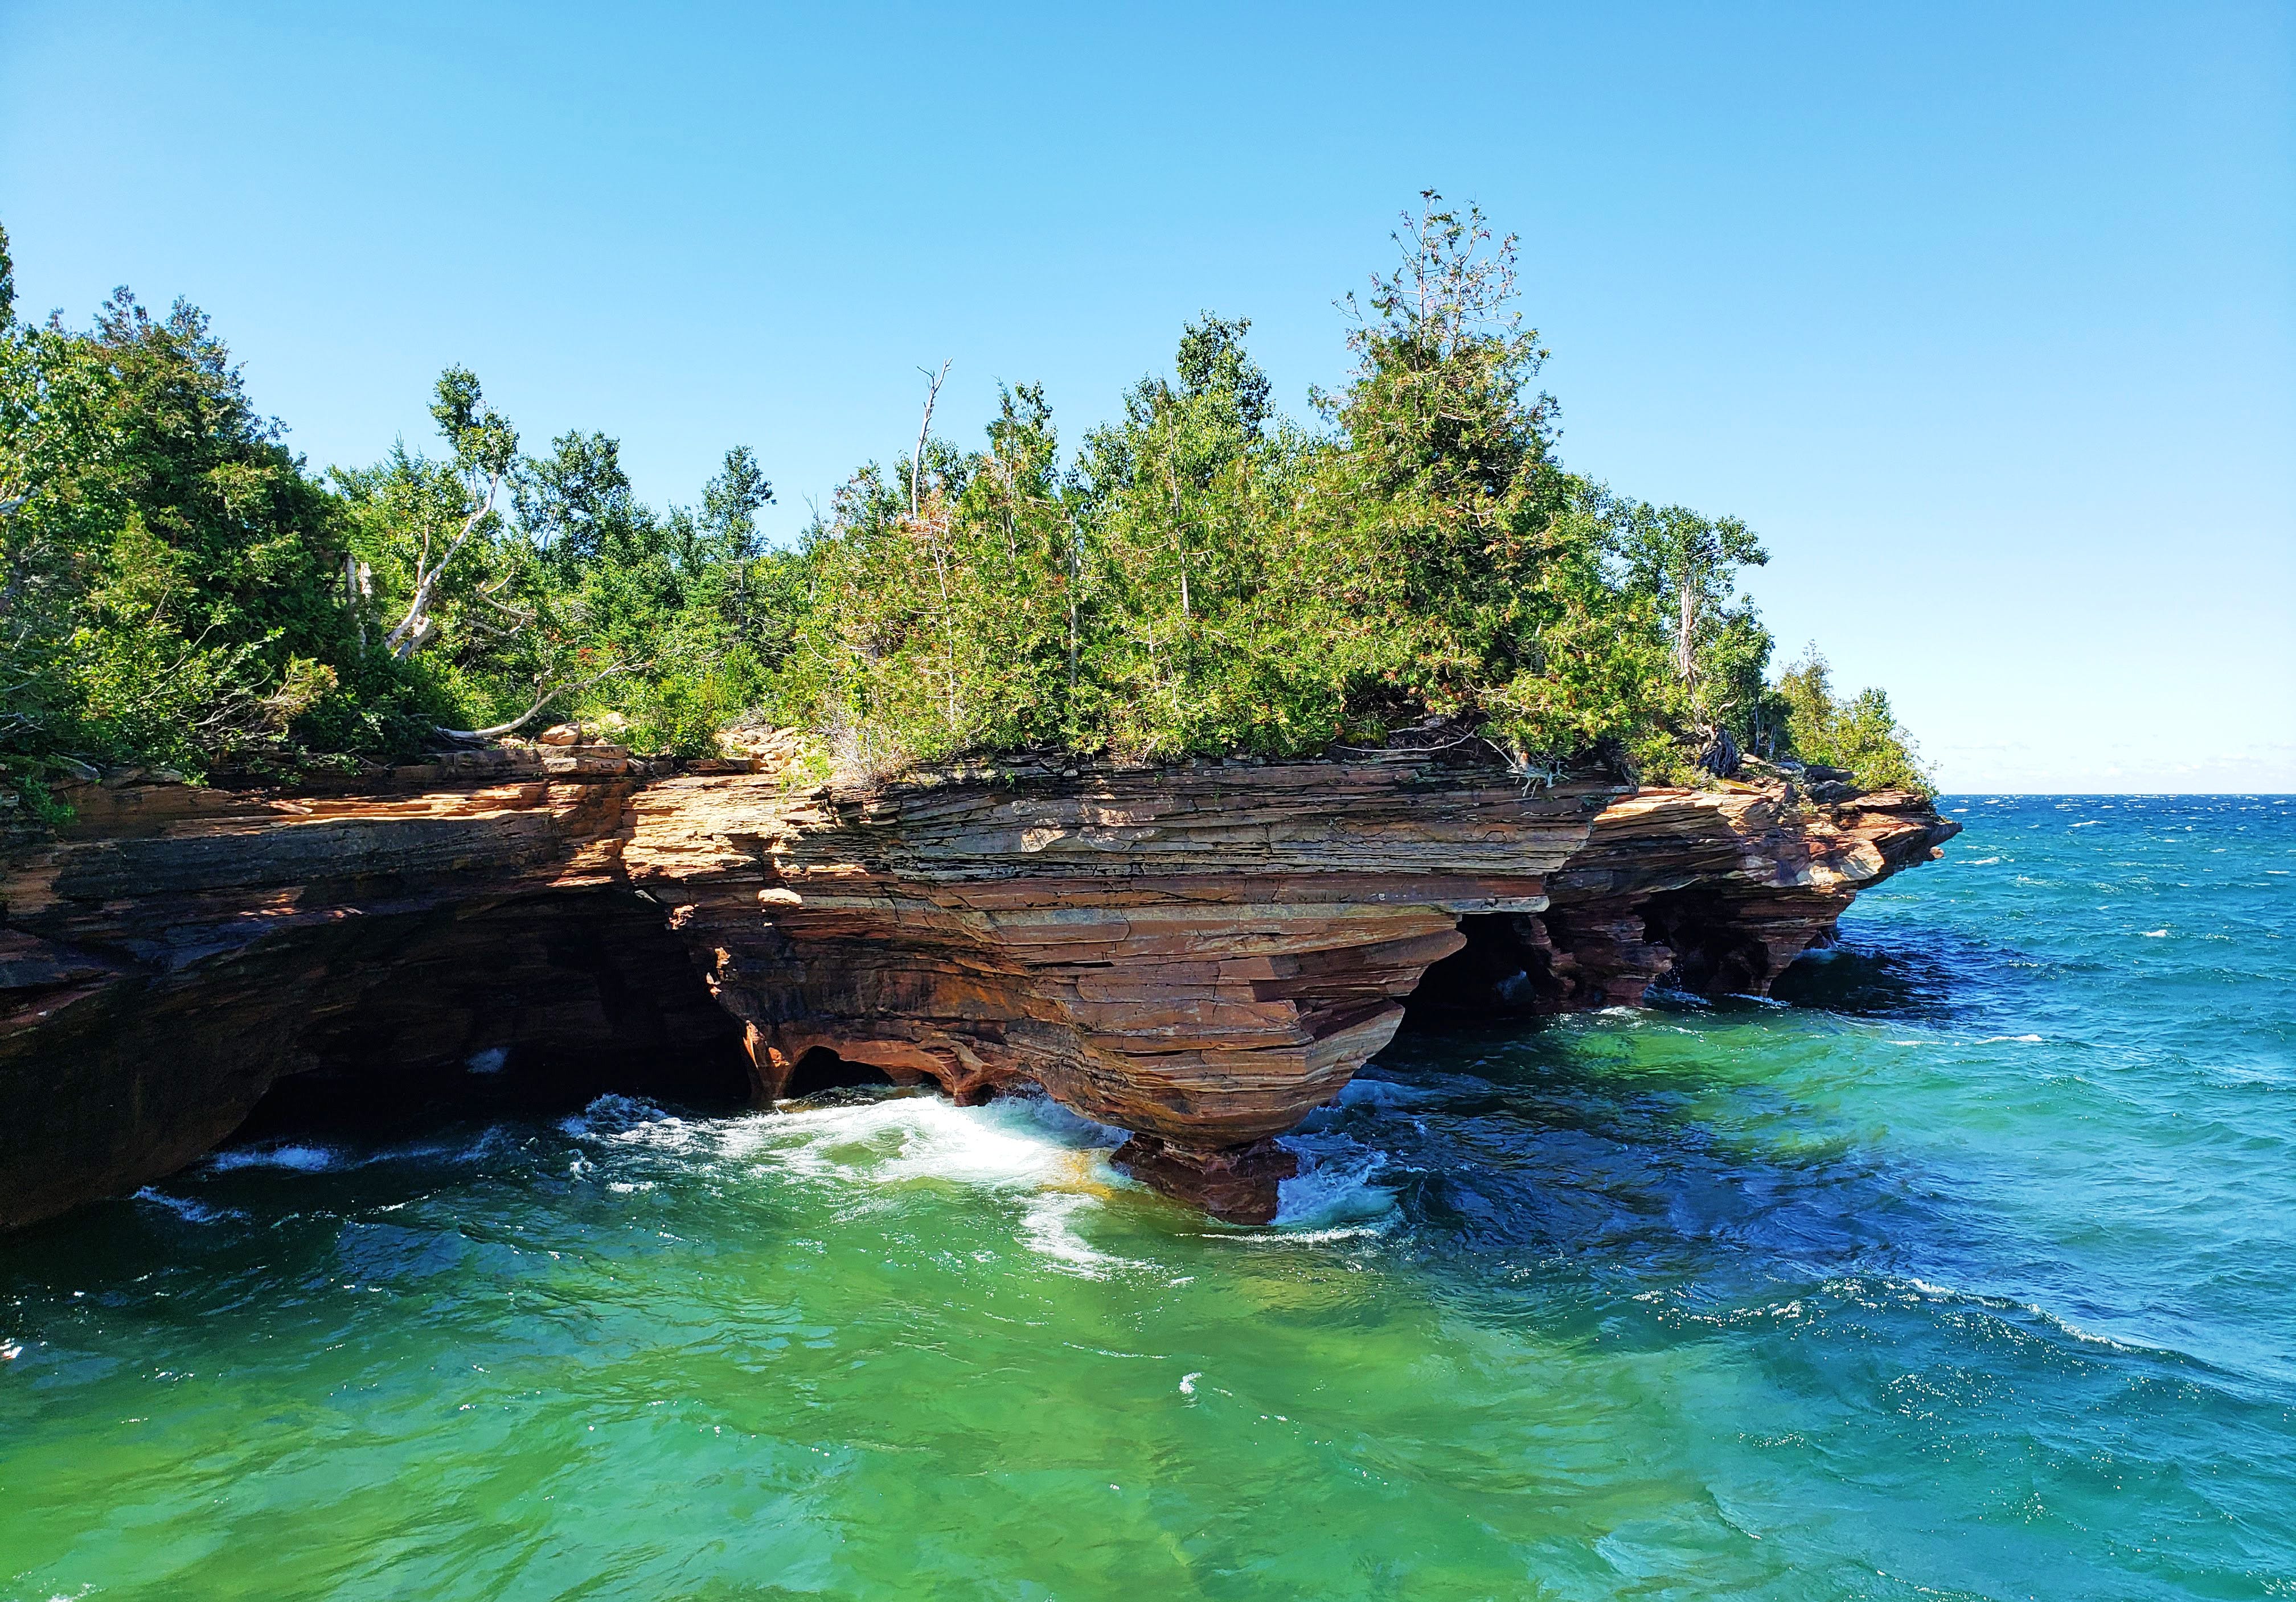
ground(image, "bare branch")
xmin=910 ymin=360 xmax=950 ymax=520
xmin=385 ymin=467 xmax=503 ymax=659
xmin=432 ymin=658 xmax=650 ymax=744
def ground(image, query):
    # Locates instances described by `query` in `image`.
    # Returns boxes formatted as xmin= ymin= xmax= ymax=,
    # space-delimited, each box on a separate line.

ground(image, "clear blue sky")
xmin=4 ymin=1 xmax=2289 ymax=791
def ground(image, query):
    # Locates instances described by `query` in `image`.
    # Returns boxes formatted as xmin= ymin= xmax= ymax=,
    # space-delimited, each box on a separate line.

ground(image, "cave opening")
xmin=781 ymin=1047 xmax=899 ymax=1099
xmin=1639 ymin=890 xmax=1772 ymax=997
xmin=1404 ymin=913 xmax=1564 ymax=1024
xmin=226 ymin=889 xmax=753 ymax=1150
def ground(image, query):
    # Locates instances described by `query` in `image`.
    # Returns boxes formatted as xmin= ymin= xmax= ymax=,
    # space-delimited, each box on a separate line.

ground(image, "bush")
xmin=1775 ymin=649 xmax=1933 ymax=794
xmin=2 ymin=204 xmax=1933 ymax=808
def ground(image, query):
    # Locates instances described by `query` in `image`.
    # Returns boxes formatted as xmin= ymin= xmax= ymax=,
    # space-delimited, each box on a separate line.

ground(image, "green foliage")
xmin=0 ymin=224 xmax=793 ymax=806
xmin=2 ymin=278 xmax=362 ymax=802
xmin=777 ymin=196 xmax=1794 ymax=779
xmin=1 ymin=202 xmax=1932 ymax=811
xmin=337 ymin=395 xmax=797 ymax=757
xmin=1774 ymin=648 xmax=1933 ymax=794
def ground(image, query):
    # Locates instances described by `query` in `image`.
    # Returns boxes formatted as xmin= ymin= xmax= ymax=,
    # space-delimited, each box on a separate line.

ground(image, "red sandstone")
xmin=0 ymin=747 xmax=1956 ymax=1228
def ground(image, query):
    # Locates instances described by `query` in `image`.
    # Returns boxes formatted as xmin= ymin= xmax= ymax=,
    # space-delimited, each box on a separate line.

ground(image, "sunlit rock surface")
xmin=0 ymin=748 xmax=1955 ymax=1227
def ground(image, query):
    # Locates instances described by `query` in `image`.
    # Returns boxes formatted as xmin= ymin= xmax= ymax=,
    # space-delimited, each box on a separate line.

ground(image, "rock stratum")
xmin=0 ymin=747 xmax=1957 ymax=1228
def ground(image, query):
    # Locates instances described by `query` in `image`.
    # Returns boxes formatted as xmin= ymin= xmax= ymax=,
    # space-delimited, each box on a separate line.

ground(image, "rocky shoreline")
xmin=0 ymin=745 xmax=1957 ymax=1227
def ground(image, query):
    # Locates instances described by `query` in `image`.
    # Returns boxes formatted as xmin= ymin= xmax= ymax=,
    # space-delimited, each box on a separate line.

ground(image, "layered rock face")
xmin=617 ymin=758 xmax=1624 ymax=1216
xmin=0 ymin=757 xmax=743 ymax=1229
xmin=1 ymin=751 xmax=1955 ymax=1230
xmin=1413 ymin=784 xmax=1960 ymax=1016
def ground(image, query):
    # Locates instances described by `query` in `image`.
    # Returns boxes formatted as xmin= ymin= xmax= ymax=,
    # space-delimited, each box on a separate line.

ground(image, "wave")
xmin=555 ymin=1089 xmax=1143 ymax=1275
xmin=1270 ymin=1135 xmax=1399 ymax=1233
xmin=207 ymin=1144 xmax=339 ymax=1173
xmin=1886 ymin=1275 xmax=2202 ymax=1365
xmin=133 ymin=1188 xmax=241 ymax=1223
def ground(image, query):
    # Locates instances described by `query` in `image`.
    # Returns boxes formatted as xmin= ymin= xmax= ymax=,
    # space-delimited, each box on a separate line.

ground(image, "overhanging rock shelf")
xmin=0 ymin=748 xmax=1957 ymax=1227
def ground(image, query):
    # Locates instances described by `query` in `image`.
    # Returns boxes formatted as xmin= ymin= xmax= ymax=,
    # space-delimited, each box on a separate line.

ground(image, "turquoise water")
xmin=3 ymin=795 xmax=2292 ymax=1599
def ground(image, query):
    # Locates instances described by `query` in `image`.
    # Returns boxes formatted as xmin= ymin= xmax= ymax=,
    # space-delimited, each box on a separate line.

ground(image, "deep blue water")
xmin=1 ymin=794 xmax=2291 ymax=1599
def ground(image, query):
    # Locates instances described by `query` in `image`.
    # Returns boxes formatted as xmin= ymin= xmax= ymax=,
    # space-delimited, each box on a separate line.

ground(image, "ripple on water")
xmin=0 ymin=796 xmax=2292 ymax=1599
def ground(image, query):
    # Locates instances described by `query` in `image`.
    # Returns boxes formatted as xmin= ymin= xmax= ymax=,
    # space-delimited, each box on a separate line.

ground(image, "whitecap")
xmin=1018 ymin=1191 xmax=1133 ymax=1276
xmin=1642 ymin=988 xmax=1712 ymax=1009
xmin=1885 ymin=1276 xmax=2180 ymax=1360
xmin=1019 ymin=1094 xmax=1128 ymax=1149
xmin=1974 ymin=1034 xmax=2043 ymax=1044
xmin=559 ymin=1092 xmax=671 ymax=1139
xmin=2140 ymin=929 xmax=2168 ymax=938
xmin=1965 ymin=856 xmax=2002 ymax=866
xmin=724 ymin=1093 xmax=1139 ymax=1266
xmin=208 ymin=1144 xmax=337 ymax=1173
xmin=133 ymin=1188 xmax=238 ymax=1223
xmin=1271 ymin=1138 xmax=1397 ymax=1231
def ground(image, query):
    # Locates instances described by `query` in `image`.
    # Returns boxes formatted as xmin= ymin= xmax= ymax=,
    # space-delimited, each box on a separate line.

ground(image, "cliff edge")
xmin=0 ymin=749 xmax=1956 ymax=1227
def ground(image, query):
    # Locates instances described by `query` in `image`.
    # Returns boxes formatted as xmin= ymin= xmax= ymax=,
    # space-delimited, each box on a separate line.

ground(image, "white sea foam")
xmin=558 ymin=1092 xmax=673 ymax=1140
xmin=2141 ymin=929 xmax=2169 ymax=938
xmin=208 ymin=1144 xmax=338 ymax=1173
xmin=1270 ymin=1137 xmax=1397 ymax=1231
xmin=133 ymin=1188 xmax=237 ymax=1223
xmin=648 ymin=1091 xmax=1138 ymax=1274
xmin=1018 ymin=1191 xmax=1130 ymax=1275
xmin=1974 ymin=1034 xmax=2044 ymax=1044
xmin=1966 ymin=856 xmax=2002 ymax=866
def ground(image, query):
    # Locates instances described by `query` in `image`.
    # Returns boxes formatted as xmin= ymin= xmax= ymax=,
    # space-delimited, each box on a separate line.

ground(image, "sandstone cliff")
xmin=0 ymin=749 xmax=1956 ymax=1228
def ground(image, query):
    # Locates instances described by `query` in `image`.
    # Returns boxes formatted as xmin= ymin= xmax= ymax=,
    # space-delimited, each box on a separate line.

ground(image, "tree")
xmin=4 ymin=202 xmax=1933 ymax=803
xmin=382 ymin=368 xmax=516 ymax=659
xmin=700 ymin=445 xmax=772 ymax=563
xmin=515 ymin=428 xmax=641 ymax=565
xmin=1775 ymin=647 xmax=1932 ymax=794
xmin=1614 ymin=502 xmax=1766 ymax=687
xmin=3 ymin=277 xmax=354 ymax=792
xmin=1314 ymin=192 xmax=1635 ymax=762
xmin=1605 ymin=498 xmax=1773 ymax=771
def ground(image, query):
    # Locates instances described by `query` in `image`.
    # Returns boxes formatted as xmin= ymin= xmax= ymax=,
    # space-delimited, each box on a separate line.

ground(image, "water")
xmin=4 ymin=795 xmax=2293 ymax=1600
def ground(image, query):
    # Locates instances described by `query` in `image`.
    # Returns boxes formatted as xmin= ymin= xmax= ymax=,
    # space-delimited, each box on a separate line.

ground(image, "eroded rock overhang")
xmin=0 ymin=749 xmax=1957 ymax=1229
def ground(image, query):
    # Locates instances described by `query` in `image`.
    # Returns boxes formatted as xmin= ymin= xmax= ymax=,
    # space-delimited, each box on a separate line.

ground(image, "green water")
xmin=4 ymin=795 xmax=2293 ymax=1598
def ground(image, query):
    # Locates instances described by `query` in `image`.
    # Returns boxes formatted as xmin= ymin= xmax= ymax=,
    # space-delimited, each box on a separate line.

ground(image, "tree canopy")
xmin=0 ymin=199 xmax=1932 ymax=819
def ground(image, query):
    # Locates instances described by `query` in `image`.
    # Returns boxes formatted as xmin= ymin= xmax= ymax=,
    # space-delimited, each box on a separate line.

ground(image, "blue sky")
xmin=3 ymin=1 xmax=2289 ymax=791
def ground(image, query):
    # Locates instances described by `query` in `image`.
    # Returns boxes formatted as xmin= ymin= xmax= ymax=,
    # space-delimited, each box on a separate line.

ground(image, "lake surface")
xmin=4 ymin=795 xmax=2292 ymax=1600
